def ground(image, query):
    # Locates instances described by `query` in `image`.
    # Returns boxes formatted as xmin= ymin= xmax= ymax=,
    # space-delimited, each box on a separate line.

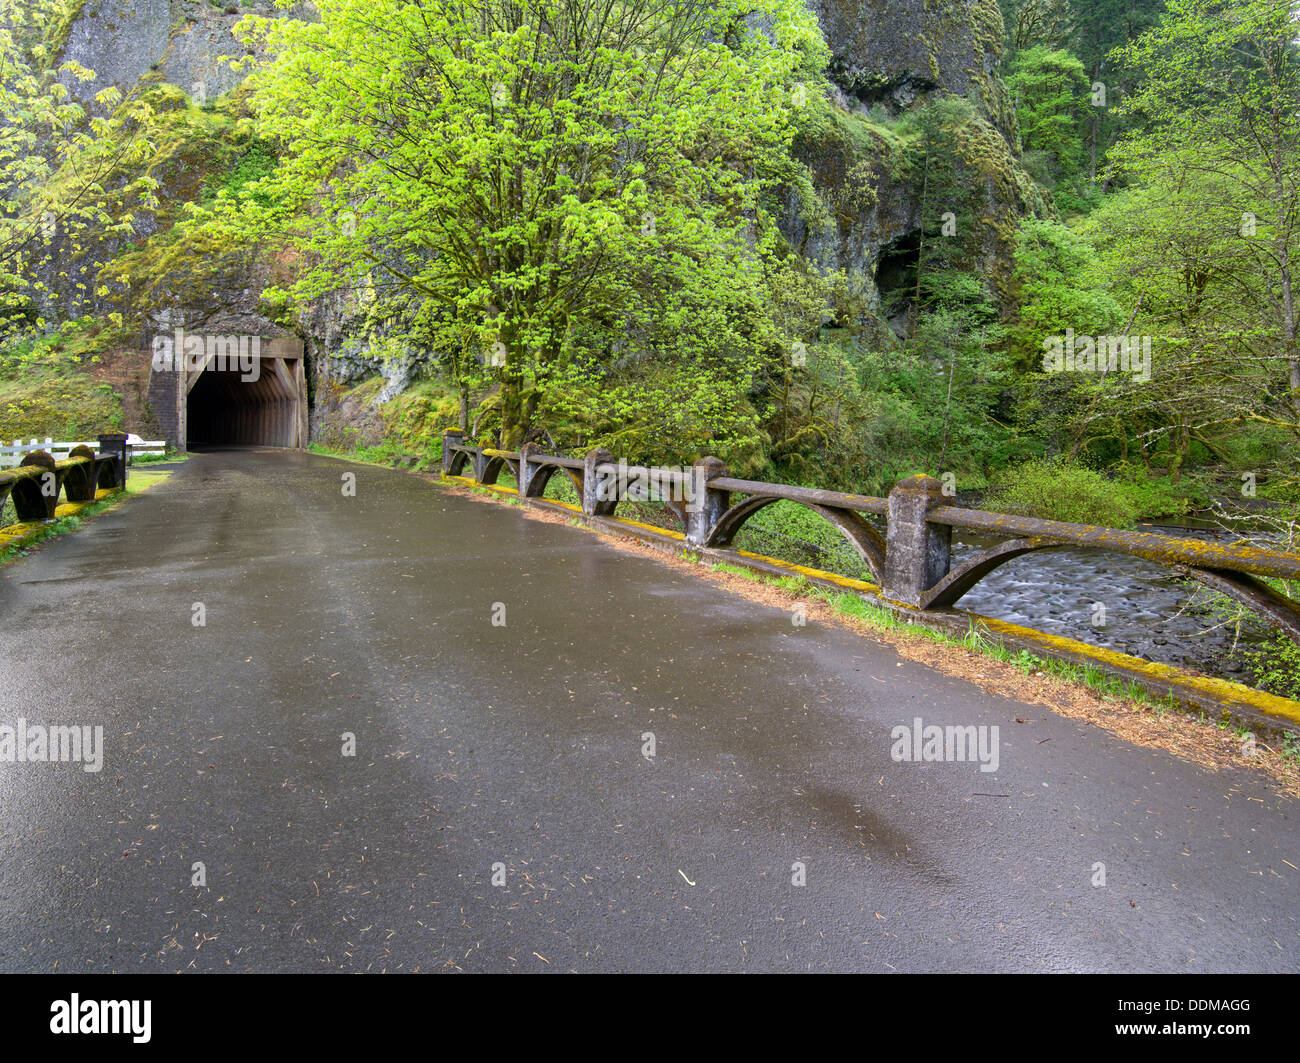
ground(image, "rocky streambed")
xmin=950 ymin=522 xmax=1266 ymax=679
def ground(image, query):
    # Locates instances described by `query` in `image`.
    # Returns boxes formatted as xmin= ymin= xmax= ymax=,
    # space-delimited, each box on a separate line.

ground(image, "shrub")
xmin=1246 ymin=634 xmax=1300 ymax=701
xmin=983 ymin=458 xmax=1138 ymax=527
xmin=1110 ymin=464 xmax=1196 ymax=520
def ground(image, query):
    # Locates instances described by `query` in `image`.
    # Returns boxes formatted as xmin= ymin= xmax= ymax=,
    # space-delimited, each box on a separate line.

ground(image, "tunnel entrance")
xmin=185 ymin=356 xmax=305 ymax=449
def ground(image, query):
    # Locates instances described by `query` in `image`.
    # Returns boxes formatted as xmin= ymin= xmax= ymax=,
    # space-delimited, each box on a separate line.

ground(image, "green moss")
xmin=343 ymin=376 xmax=386 ymax=404
xmin=795 ymin=94 xmax=905 ymax=182
xmin=313 ymin=378 xmax=462 ymax=468
xmin=382 ymin=381 xmax=461 ymax=452
xmin=966 ymin=0 xmax=1015 ymax=135
xmin=43 ymin=0 xmax=87 ymax=57
xmin=0 ymin=370 xmax=122 ymax=439
xmin=946 ymin=114 xmax=1052 ymax=306
xmin=95 ymin=95 xmax=271 ymax=319
xmin=0 ymin=319 xmax=126 ymax=438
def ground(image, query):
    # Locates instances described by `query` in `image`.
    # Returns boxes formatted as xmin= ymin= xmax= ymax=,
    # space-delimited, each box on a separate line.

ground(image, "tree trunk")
xmin=1290 ymin=357 xmax=1300 ymax=422
xmin=490 ymin=316 xmax=523 ymax=449
xmin=1276 ymin=182 xmax=1300 ymax=421
xmin=499 ymin=374 xmax=523 ymax=449
xmin=1089 ymin=63 xmax=1099 ymax=186
xmin=1168 ymin=423 xmax=1190 ymax=484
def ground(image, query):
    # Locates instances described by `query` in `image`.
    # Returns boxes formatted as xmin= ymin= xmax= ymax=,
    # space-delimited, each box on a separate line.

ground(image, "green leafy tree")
xmin=217 ymin=0 xmax=830 ymax=448
xmin=1067 ymin=0 xmax=1165 ymax=185
xmin=893 ymin=95 xmax=981 ymax=338
xmin=1006 ymin=46 xmax=1089 ymax=185
xmin=1006 ymin=216 xmax=1125 ymax=459
xmin=998 ymin=0 xmax=1073 ymax=54
xmin=1008 ymin=216 xmax=1120 ymax=369
xmin=0 ymin=0 xmax=169 ymax=343
xmin=1097 ymin=0 xmax=1300 ymax=457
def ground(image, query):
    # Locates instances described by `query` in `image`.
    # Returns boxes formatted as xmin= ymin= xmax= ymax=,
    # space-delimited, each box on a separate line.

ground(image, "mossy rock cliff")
xmin=788 ymin=0 xmax=1046 ymax=328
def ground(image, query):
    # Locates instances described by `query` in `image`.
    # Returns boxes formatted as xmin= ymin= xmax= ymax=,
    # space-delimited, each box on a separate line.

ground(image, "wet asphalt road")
xmin=0 ymin=448 xmax=1296 ymax=973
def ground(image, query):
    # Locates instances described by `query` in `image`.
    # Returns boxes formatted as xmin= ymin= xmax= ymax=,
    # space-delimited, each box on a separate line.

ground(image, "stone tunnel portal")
xmin=145 ymin=336 xmax=308 ymax=452
xmin=186 ymin=359 xmax=305 ymax=449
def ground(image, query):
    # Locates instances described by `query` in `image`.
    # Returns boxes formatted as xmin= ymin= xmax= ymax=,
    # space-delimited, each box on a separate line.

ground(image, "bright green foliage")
xmin=538 ymin=359 xmax=768 ymax=474
xmin=0 ymin=0 xmax=191 ymax=342
xmin=851 ymin=306 xmax=1020 ymax=491
xmin=1008 ymin=215 xmax=1149 ymax=463
xmin=1065 ymin=0 xmax=1300 ymax=486
xmin=1007 ymin=46 xmax=1088 ymax=184
xmin=1066 ymin=0 xmax=1166 ymax=185
xmin=214 ymin=0 xmax=831 ymax=447
xmin=1247 ymin=633 xmax=1300 ymax=700
xmin=1008 ymin=216 xmax=1120 ymax=370
xmin=984 ymin=457 xmax=1140 ymax=525
xmin=0 ymin=368 xmax=121 ymax=439
xmin=1109 ymin=0 xmax=1300 ymax=430
xmin=734 ymin=498 xmax=876 ymax=579
xmin=0 ymin=0 xmax=1296 ymax=667
xmin=766 ymin=340 xmax=878 ymax=486
xmin=203 ymin=140 xmax=278 ymax=206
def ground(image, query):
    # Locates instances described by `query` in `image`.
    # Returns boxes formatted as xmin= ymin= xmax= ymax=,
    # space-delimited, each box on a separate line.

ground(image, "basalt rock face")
xmin=810 ymin=0 xmax=1007 ymax=122
xmin=788 ymin=0 xmax=1040 ymax=334
xmin=57 ymin=0 xmax=315 ymax=105
xmin=37 ymin=1 xmax=302 ymax=324
xmin=57 ymin=0 xmax=173 ymax=103
xmin=296 ymin=286 xmax=424 ymax=444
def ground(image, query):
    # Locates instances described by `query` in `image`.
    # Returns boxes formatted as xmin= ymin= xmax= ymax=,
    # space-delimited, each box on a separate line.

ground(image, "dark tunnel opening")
xmin=186 ymin=363 xmax=303 ymax=449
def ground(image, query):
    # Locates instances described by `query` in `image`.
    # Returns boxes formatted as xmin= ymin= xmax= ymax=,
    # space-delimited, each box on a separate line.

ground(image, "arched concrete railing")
xmin=0 ymin=434 xmax=128 ymax=523
xmin=441 ymin=431 xmax=1300 ymax=646
xmin=701 ymin=473 xmax=888 ymax=582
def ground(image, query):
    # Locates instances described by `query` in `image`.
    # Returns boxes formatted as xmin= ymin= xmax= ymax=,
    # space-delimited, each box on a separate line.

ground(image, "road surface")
xmin=0 ymin=449 xmax=1295 ymax=971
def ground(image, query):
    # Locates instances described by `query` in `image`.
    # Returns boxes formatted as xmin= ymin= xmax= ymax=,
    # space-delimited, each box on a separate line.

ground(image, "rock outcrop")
xmin=787 ymin=0 xmax=1044 ymax=334
xmin=57 ymin=0 xmax=313 ymax=105
xmin=810 ymin=0 xmax=1010 ymax=127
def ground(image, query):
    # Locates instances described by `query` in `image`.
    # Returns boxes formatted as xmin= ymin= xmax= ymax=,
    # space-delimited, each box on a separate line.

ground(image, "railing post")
xmin=441 ymin=428 xmax=463 ymax=476
xmin=582 ymin=447 xmax=617 ymax=516
xmin=686 ymin=456 xmax=729 ymax=547
xmin=518 ymin=442 xmax=539 ymax=497
xmin=882 ymin=474 xmax=951 ymax=607
xmin=14 ymin=451 xmax=58 ymax=519
xmin=98 ymin=432 xmax=129 ymax=489
xmin=63 ymin=445 xmax=97 ymax=502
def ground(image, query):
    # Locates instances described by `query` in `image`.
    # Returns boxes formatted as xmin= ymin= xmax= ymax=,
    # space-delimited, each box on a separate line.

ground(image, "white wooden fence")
xmin=0 ymin=437 xmax=167 ymax=468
